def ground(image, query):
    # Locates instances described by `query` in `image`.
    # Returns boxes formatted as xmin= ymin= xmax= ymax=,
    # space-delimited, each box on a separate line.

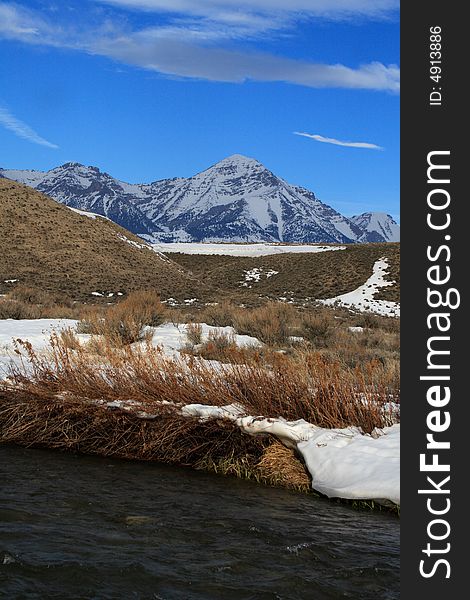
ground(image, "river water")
xmin=0 ymin=445 xmax=399 ymax=599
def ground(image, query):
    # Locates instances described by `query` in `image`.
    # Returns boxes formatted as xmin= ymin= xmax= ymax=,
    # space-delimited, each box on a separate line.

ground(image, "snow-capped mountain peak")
xmin=350 ymin=212 xmax=400 ymax=243
xmin=213 ymin=153 xmax=262 ymax=168
xmin=1 ymin=157 xmax=399 ymax=245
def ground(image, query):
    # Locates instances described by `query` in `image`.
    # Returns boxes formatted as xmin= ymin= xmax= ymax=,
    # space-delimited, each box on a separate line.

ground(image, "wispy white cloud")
xmin=294 ymin=131 xmax=383 ymax=149
xmin=94 ymin=34 xmax=399 ymax=91
xmin=0 ymin=3 xmax=44 ymax=39
xmin=0 ymin=2 xmax=399 ymax=92
xmin=97 ymin=0 xmax=399 ymax=40
xmin=0 ymin=107 xmax=59 ymax=149
xmin=98 ymin=1 xmax=399 ymax=22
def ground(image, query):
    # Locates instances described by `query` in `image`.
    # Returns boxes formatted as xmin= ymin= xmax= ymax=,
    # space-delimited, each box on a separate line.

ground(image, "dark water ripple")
xmin=0 ymin=445 xmax=399 ymax=599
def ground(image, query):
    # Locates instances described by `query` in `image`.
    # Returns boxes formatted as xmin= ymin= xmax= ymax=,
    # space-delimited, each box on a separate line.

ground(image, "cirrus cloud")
xmin=97 ymin=1 xmax=399 ymax=21
xmin=0 ymin=107 xmax=58 ymax=149
xmin=96 ymin=0 xmax=399 ymax=38
xmin=294 ymin=131 xmax=383 ymax=149
xmin=0 ymin=2 xmax=399 ymax=92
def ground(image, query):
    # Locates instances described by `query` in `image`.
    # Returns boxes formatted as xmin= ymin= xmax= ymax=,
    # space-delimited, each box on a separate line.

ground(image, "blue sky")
xmin=0 ymin=0 xmax=399 ymax=219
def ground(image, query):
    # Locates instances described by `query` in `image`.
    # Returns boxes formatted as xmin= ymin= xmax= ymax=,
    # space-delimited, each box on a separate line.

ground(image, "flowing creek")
xmin=0 ymin=445 xmax=399 ymax=599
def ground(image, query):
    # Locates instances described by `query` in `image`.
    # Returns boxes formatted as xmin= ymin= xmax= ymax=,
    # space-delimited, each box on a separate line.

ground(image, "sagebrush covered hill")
xmin=0 ymin=178 xmax=202 ymax=301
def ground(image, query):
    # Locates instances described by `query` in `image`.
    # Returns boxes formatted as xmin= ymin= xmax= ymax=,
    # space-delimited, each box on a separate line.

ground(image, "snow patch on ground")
xmin=116 ymin=234 xmax=150 ymax=250
xmin=0 ymin=318 xmax=79 ymax=353
xmin=319 ymin=258 xmax=400 ymax=317
xmin=69 ymin=207 xmax=110 ymax=221
xmin=147 ymin=322 xmax=262 ymax=357
xmin=240 ymin=267 xmax=279 ymax=287
xmin=181 ymin=404 xmax=400 ymax=506
xmin=152 ymin=242 xmax=346 ymax=257
xmin=0 ymin=318 xmax=84 ymax=378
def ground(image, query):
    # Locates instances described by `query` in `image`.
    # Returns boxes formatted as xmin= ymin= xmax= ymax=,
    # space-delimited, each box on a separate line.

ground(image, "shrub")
xmin=118 ymin=290 xmax=166 ymax=327
xmin=356 ymin=311 xmax=400 ymax=334
xmin=201 ymin=301 xmax=236 ymax=328
xmin=186 ymin=322 xmax=203 ymax=346
xmin=0 ymin=299 xmax=40 ymax=319
xmin=59 ymin=327 xmax=82 ymax=350
xmin=7 ymin=285 xmax=55 ymax=307
xmin=201 ymin=330 xmax=239 ymax=358
xmin=301 ymin=312 xmax=332 ymax=347
xmin=233 ymin=302 xmax=296 ymax=346
xmin=77 ymin=290 xmax=166 ymax=345
xmin=207 ymin=329 xmax=236 ymax=350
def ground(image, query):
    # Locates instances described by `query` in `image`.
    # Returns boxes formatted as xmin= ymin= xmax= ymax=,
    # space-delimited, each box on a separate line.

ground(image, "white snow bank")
xmin=152 ymin=242 xmax=346 ymax=257
xmin=320 ymin=258 xmax=400 ymax=317
xmin=297 ymin=425 xmax=399 ymax=505
xmin=0 ymin=318 xmax=79 ymax=353
xmin=0 ymin=319 xmax=261 ymax=376
xmin=0 ymin=318 xmax=87 ymax=379
xmin=146 ymin=322 xmax=262 ymax=357
xmin=180 ymin=404 xmax=400 ymax=505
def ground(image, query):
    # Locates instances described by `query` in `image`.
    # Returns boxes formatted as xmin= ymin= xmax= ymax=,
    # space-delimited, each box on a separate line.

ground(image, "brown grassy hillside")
xmin=0 ymin=178 xmax=399 ymax=308
xmin=0 ymin=178 xmax=203 ymax=301
xmin=168 ymin=243 xmax=400 ymax=306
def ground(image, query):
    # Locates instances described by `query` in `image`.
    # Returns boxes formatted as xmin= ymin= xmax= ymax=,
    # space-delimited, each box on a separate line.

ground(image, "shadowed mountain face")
xmin=0 ymin=178 xmax=201 ymax=301
xmin=1 ymin=155 xmax=399 ymax=244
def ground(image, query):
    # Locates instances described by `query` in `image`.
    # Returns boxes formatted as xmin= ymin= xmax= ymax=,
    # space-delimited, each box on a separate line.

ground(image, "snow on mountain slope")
xmin=134 ymin=154 xmax=365 ymax=243
xmin=1 ymin=156 xmax=393 ymax=245
xmin=350 ymin=212 xmax=400 ymax=243
xmin=1 ymin=163 xmax=157 ymax=237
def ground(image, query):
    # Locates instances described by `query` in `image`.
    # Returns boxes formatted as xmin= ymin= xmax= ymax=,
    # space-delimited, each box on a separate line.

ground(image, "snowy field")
xmin=0 ymin=319 xmax=261 ymax=373
xmin=152 ymin=242 xmax=346 ymax=257
xmin=320 ymin=258 xmax=400 ymax=317
xmin=0 ymin=319 xmax=82 ymax=377
xmin=0 ymin=317 xmax=400 ymax=506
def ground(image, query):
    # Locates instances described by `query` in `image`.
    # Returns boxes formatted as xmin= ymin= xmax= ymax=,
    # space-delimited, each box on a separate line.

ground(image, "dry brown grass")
xmin=0 ymin=284 xmax=78 ymax=319
xmin=200 ymin=301 xmax=238 ymax=327
xmin=173 ymin=302 xmax=399 ymax=376
xmin=300 ymin=311 xmax=333 ymax=348
xmin=0 ymin=386 xmax=315 ymax=491
xmin=190 ymin=301 xmax=299 ymax=347
xmin=6 ymin=333 xmax=397 ymax=433
xmin=0 ymin=299 xmax=41 ymax=320
xmin=0 ymin=387 xmax=268 ymax=467
xmin=7 ymin=285 xmax=58 ymax=306
xmin=184 ymin=341 xmax=266 ymax=365
xmin=256 ymin=441 xmax=311 ymax=492
xmin=0 ymin=323 xmax=398 ymax=497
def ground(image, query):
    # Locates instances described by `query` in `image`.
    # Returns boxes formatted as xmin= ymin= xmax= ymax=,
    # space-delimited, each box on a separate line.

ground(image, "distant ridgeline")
xmin=1 ymin=155 xmax=399 ymax=244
